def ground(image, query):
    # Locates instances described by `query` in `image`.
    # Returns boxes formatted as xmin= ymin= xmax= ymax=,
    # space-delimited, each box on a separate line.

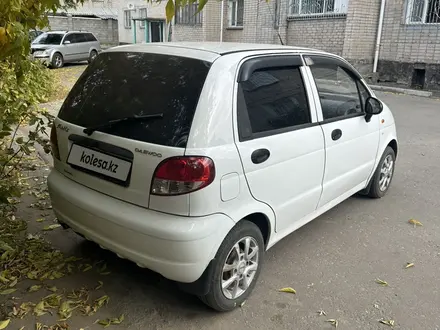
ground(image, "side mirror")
xmin=63 ymin=40 xmax=71 ymax=45
xmin=365 ymin=97 xmax=383 ymax=122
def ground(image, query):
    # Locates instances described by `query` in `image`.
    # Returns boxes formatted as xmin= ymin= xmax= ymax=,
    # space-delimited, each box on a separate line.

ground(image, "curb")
xmin=371 ymin=85 xmax=432 ymax=98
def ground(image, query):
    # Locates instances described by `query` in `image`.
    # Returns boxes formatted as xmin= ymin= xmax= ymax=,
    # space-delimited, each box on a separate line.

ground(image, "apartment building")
xmin=171 ymin=0 xmax=440 ymax=90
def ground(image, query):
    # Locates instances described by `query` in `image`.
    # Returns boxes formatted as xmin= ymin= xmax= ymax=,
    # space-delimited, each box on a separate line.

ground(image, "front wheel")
xmin=367 ymin=146 xmax=396 ymax=198
xmin=198 ymin=220 xmax=264 ymax=312
xmin=88 ymin=50 xmax=98 ymax=63
xmin=51 ymin=53 xmax=64 ymax=68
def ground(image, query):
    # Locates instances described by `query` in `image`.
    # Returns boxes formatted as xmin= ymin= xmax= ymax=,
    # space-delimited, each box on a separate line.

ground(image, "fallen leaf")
xmin=240 ymin=301 xmax=246 ymax=307
xmin=98 ymin=319 xmax=110 ymax=328
xmin=43 ymin=224 xmax=61 ymax=231
xmin=8 ymin=278 xmax=17 ymax=288
xmin=33 ymin=300 xmax=47 ymax=316
xmin=405 ymin=262 xmax=414 ymax=269
xmin=408 ymin=219 xmax=423 ymax=227
xmin=0 ymin=288 xmax=16 ymax=295
xmin=317 ymin=310 xmax=327 ymax=316
xmin=0 ymin=319 xmax=10 ymax=329
xmin=47 ymin=286 xmax=58 ymax=292
xmin=374 ymin=303 xmax=380 ymax=309
xmin=375 ymin=279 xmax=389 ymax=286
xmin=82 ymin=264 xmax=92 ymax=272
xmin=95 ymin=281 xmax=103 ymax=290
xmin=100 ymin=271 xmax=111 ymax=276
xmin=36 ymin=218 xmax=45 ymax=222
xmin=111 ymin=314 xmax=124 ymax=325
xmin=326 ymin=319 xmax=338 ymax=328
xmin=379 ymin=319 xmax=395 ymax=327
xmin=278 ymin=287 xmax=296 ymax=294
xmin=28 ymin=285 xmax=42 ymax=293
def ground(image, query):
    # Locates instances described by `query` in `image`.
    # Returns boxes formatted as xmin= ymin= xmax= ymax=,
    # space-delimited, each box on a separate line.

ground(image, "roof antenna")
xmin=266 ymin=0 xmax=285 ymax=45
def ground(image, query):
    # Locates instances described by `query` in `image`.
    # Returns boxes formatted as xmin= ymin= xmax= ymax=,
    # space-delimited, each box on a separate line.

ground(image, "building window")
xmin=139 ymin=8 xmax=147 ymax=28
xmin=288 ymin=0 xmax=348 ymax=16
xmin=407 ymin=0 xmax=440 ymax=24
xmin=175 ymin=3 xmax=202 ymax=25
xmin=124 ymin=10 xmax=132 ymax=29
xmin=228 ymin=0 xmax=244 ymax=27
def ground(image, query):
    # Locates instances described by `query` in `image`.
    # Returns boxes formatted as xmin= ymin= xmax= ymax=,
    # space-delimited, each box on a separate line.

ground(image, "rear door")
xmin=304 ymin=55 xmax=380 ymax=207
xmin=234 ymin=55 xmax=325 ymax=234
xmin=54 ymin=51 xmax=211 ymax=213
xmin=73 ymin=33 xmax=89 ymax=60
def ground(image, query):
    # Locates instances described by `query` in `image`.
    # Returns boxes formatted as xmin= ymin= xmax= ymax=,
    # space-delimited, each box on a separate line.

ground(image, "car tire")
xmin=88 ymin=50 xmax=98 ymax=63
xmin=51 ymin=53 xmax=64 ymax=69
xmin=198 ymin=220 xmax=264 ymax=312
xmin=367 ymin=146 xmax=396 ymax=198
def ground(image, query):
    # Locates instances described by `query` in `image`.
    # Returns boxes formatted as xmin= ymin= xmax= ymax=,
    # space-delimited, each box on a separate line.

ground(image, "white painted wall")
xmin=116 ymin=0 xmax=167 ymax=44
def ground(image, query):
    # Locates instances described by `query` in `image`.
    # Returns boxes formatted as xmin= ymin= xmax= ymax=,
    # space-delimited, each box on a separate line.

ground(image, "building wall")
xmin=341 ymin=0 xmax=381 ymax=74
xmin=117 ymin=1 xmax=167 ymax=44
xmin=286 ymin=17 xmax=347 ymax=55
xmin=377 ymin=0 xmax=440 ymax=89
xmin=47 ymin=16 xmax=118 ymax=44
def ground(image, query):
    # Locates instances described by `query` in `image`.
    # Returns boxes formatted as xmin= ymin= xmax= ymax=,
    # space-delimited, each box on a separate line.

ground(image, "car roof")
xmin=111 ymin=42 xmax=317 ymax=56
xmin=45 ymin=31 xmax=90 ymax=34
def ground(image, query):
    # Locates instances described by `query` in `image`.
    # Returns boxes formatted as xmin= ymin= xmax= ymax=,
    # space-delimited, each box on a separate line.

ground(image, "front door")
xmin=149 ymin=21 xmax=163 ymax=42
xmin=305 ymin=55 xmax=380 ymax=208
xmin=234 ymin=55 xmax=325 ymax=234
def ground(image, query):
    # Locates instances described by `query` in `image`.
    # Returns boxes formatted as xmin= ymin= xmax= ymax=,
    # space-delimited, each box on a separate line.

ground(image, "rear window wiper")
xmin=83 ymin=113 xmax=164 ymax=136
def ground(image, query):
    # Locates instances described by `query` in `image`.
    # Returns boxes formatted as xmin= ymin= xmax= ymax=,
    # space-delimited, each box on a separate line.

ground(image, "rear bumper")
xmin=47 ymin=170 xmax=235 ymax=283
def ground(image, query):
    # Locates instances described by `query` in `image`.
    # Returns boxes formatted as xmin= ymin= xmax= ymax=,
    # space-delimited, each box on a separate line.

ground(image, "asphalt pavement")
xmin=16 ymin=92 xmax=440 ymax=329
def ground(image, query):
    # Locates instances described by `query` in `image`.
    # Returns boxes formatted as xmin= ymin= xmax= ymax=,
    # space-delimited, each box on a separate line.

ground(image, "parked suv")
xmin=48 ymin=43 xmax=398 ymax=312
xmin=31 ymin=31 xmax=100 ymax=68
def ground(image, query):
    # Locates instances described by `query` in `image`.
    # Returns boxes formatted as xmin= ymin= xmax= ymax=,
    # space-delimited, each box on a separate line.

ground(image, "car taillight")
xmin=151 ymin=157 xmax=215 ymax=196
xmin=50 ymin=122 xmax=60 ymax=160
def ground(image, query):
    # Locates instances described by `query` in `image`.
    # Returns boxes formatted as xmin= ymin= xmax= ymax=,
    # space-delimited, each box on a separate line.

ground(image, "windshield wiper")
xmin=83 ymin=113 xmax=164 ymax=136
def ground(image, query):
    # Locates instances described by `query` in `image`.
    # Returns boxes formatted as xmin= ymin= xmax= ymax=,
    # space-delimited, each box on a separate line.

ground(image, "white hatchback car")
xmin=48 ymin=42 xmax=398 ymax=312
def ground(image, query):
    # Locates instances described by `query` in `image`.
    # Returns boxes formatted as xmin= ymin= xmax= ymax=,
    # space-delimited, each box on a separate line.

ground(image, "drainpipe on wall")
xmin=373 ymin=0 xmax=386 ymax=73
xmin=220 ymin=0 xmax=224 ymax=42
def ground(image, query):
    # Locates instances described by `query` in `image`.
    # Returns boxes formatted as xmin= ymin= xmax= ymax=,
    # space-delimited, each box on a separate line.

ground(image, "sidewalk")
xmin=370 ymin=83 xmax=440 ymax=98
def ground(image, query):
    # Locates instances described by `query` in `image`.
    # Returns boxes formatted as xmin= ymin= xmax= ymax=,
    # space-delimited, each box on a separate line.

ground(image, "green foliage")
xmin=0 ymin=0 xmax=82 ymax=64
xmin=0 ymin=60 xmax=54 ymax=203
xmin=0 ymin=0 xmax=76 ymax=203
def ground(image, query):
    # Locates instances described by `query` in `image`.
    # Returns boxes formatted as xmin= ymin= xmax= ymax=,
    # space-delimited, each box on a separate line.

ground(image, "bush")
xmin=0 ymin=59 xmax=54 ymax=203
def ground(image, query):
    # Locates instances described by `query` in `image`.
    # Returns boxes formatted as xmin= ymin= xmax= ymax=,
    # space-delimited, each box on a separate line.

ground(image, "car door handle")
xmin=331 ymin=129 xmax=342 ymax=141
xmin=251 ymin=149 xmax=270 ymax=164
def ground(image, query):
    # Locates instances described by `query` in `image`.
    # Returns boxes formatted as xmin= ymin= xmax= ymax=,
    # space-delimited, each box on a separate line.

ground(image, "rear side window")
xmin=238 ymin=67 xmax=311 ymax=137
xmin=58 ymin=52 xmax=211 ymax=147
xmin=85 ymin=33 xmax=97 ymax=42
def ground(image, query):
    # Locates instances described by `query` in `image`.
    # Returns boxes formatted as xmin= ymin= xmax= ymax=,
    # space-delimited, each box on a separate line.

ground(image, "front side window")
xmin=33 ymin=33 xmax=64 ymax=45
xmin=228 ymin=0 xmax=244 ymax=27
xmin=407 ymin=0 xmax=440 ymax=24
xmin=175 ymin=3 xmax=203 ymax=25
xmin=288 ymin=0 xmax=348 ymax=16
xmin=239 ymin=67 xmax=311 ymax=136
xmin=124 ymin=10 xmax=132 ymax=28
xmin=308 ymin=58 xmax=363 ymax=120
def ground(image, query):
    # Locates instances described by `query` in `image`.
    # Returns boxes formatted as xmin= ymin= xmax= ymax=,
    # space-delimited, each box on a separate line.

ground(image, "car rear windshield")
xmin=33 ymin=33 xmax=63 ymax=45
xmin=58 ymin=52 xmax=211 ymax=147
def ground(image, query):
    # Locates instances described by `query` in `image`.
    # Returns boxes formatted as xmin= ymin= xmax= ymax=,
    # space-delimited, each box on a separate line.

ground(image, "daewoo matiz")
xmin=48 ymin=42 xmax=398 ymax=312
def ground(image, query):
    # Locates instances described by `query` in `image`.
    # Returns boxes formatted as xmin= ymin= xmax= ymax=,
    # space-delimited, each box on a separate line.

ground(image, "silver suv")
xmin=31 ymin=31 xmax=101 ymax=68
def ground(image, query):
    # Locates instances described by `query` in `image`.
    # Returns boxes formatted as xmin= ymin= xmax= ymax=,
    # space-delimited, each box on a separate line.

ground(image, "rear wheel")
xmin=51 ymin=53 xmax=64 ymax=68
xmin=367 ymin=146 xmax=396 ymax=198
xmin=198 ymin=220 xmax=264 ymax=312
xmin=88 ymin=50 xmax=98 ymax=63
